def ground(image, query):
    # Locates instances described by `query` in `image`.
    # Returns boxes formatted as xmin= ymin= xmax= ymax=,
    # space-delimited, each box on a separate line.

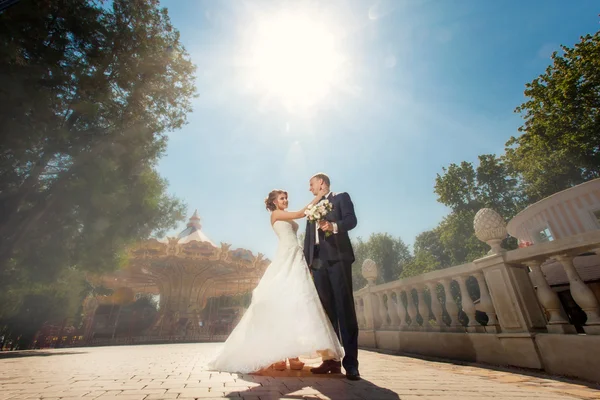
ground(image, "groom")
xmin=304 ymin=173 xmax=360 ymax=381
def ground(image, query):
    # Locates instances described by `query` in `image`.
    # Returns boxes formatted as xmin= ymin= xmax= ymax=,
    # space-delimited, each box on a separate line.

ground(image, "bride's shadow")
xmin=226 ymin=366 xmax=400 ymax=400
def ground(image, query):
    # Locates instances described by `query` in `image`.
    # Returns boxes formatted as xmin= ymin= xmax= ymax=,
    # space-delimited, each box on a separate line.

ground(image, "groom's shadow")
xmin=226 ymin=366 xmax=400 ymax=400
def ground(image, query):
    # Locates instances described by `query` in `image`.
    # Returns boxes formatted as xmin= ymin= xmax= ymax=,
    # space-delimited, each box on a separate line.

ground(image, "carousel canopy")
xmin=90 ymin=210 xmax=270 ymax=309
xmin=158 ymin=210 xmax=216 ymax=246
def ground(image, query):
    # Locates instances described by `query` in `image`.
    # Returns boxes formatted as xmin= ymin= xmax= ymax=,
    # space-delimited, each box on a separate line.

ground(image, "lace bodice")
xmin=272 ymin=220 xmax=300 ymax=248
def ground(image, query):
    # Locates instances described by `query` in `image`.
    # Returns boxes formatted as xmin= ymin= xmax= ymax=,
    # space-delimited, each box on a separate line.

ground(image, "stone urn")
xmin=474 ymin=208 xmax=508 ymax=255
xmin=362 ymin=259 xmax=378 ymax=286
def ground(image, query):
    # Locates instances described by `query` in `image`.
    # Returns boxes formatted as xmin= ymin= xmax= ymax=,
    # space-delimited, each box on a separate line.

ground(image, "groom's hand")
xmin=319 ymin=221 xmax=333 ymax=232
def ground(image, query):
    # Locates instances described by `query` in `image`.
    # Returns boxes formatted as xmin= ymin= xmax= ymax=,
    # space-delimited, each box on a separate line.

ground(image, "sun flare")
xmin=245 ymin=11 xmax=344 ymax=111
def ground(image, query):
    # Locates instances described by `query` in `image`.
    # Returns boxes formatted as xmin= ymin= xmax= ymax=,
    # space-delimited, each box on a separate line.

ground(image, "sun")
xmin=245 ymin=11 xmax=344 ymax=112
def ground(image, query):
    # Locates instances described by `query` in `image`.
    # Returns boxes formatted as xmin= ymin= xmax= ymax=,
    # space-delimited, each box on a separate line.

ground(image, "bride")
xmin=208 ymin=188 xmax=344 ymax=373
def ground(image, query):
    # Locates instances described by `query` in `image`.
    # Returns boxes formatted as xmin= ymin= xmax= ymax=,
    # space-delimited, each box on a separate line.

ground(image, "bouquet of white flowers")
xmin=305 ymin=199 xmax=334 ymax=237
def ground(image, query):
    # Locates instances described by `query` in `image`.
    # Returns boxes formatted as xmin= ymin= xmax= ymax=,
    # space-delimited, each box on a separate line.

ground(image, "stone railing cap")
xmin=354 ymin=230 xmax=600 ymax=296
xmin=505 ymin=230 xmax=600 ymax=264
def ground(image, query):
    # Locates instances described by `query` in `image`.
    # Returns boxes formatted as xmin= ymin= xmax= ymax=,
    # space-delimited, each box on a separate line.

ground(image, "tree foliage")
xmin=112 ymin=295 xmax=160 ymax=337
xmin=401 ymin=212 xmax=489 ymax=278
xmin=400 ymin=246 xmax=441 ymax=279
xmin=434 ymin=154 xmax=523 ymax=218
xmin=436 ymin=210 xmax=490 ymax=266
xmin=506 ymin=29 xmax=600 ymax=202
xmin=0 ymin=267 xmax=89 ymax=349
xmin=352 ymin=233 xmax=412 ymax=289
xmin=0 ymin=0 xmax=195 ymax=339
xmin=401 ymin=155 xmax=522 ymax=278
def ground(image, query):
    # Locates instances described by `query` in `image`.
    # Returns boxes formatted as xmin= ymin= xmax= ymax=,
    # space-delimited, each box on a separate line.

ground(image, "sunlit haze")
xmin=158 ymin=0 xmax=598 ymax=259
xmin=243 ymin=10 xmax=345 ymax=112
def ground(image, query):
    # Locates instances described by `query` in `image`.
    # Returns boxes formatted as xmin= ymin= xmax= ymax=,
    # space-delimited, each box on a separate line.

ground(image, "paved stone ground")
xmin=0 ymin=343 xmax=598 ymax=400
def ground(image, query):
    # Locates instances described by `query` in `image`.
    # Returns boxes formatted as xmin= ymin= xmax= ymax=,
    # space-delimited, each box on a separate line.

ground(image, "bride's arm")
xmin=272 ymin=196 xmax=322 ymax=222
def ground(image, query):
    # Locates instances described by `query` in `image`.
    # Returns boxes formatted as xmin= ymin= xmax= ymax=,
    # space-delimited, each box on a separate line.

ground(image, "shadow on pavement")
xmin=229 ymin=366 xmax=400 ymax=400
xmin=0 ymin=350 xmax=88 ymax=359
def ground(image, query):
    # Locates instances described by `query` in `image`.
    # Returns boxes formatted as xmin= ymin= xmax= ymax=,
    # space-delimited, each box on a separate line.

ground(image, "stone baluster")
xmin=395 ymin=289 xmax=409 ymax=330
xmin=426 ymin=281 xmax=446 ymax=331
xmin=406 ymin=287 xmax=419 ymax=330
xmin=473 ymin=271 xmax=500 ymax=333
xmin=416 ymin=285 xmax=431 ymax=330
xmin=441 ymin=278 xmax=462 ymax=330
xmin=360 ymin=298 xmax=368 ymax=329
xmin=555 ymin=254 xmax=600 ymax=334
xmin=360 ymin=259 xmax=378 ymax=330
xmin=524 ymin=259 xmax=576 ymax=334
xmin=377 ymin=292 xmax=389 ymax=329
xmin=362 ymin=291 xmax=378 ymax=330
xmin=386 ymin=290 xmax=401 ymax=328
xmin=456 ymin=275 xmax=480 ymax=332
xmin=355 ymin=296 xmax=366 ymax=329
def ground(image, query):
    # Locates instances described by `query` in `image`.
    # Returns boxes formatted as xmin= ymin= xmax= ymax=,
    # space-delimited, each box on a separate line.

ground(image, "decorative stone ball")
xmin=474 ymin=208 xmax=508 ymax=243
xmin=362 ymin=259 xmax=378 ymax=284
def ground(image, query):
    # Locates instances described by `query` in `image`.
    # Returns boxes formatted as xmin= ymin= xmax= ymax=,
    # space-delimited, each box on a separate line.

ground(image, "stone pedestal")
xmin=474 ymin=254 xmax=547 ymax=334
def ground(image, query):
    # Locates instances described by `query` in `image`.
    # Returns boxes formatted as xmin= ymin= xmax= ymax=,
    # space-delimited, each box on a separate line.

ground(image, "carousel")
xmin=80 ymin=211 xmax=270 ymax=345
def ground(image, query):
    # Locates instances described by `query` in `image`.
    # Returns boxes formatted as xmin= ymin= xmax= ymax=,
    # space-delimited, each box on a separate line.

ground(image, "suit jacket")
xmin=303 ymin=192 xmax=357 ymax=267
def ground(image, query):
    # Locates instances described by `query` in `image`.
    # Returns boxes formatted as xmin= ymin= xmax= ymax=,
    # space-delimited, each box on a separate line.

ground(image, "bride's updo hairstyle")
xmin=265 ymin=189 xmax=287 ymax=211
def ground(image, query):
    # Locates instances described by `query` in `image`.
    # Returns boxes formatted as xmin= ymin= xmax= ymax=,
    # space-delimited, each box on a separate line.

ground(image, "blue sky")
xmin=157 ymin=0 xmax=599 ymax=259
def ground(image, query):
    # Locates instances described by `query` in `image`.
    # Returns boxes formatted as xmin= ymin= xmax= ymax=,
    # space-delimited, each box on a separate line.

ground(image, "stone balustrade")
xmin=354 ymin=261 xmax=497 ymax=334
xmin=504 ymin=232 xmax=600 ymax=335
xmin=353 ymin=208 xmax=600 ymax=383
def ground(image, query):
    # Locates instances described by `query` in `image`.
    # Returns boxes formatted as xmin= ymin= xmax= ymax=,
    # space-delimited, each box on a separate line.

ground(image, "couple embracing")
xmin=209 ymin=173 xmax=360 ymax=381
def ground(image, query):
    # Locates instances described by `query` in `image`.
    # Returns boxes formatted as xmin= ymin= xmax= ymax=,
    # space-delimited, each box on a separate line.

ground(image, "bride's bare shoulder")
xmin=271 ymin=212 xmax=286 ymax=226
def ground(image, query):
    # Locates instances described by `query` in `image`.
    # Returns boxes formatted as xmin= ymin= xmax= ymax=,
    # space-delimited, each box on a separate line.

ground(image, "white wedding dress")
xmin=208 ymin=220 xmax=344 ymax=373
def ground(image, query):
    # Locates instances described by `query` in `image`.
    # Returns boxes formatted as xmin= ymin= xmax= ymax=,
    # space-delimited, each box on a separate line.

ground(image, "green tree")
xmin=401 ymin=229 xmax=447 ymax=278
xmin=0 ymin=0 xmax=194 ymax=270
xmin=401 ymin=248 xmax=441 ymax=278
xmin=0 ymin=267 xmax=89 ymax=349
xmin=112 ymin=295 xmax=160 ymax=336
xmin=435 ymin=154 xmax=523 ymax=218
xmin=0 ymin=0 xmax=195 ymax=339
xmin=507 ymin=28 xmax=600 ymax=202
xmin=401 ymin=155 xmax=520 ymax=278
xmin=413 ymin=230 xmax=451 ymax=267
xmin=401 ymin=212 xmax=489 ymax=279
xmin=352 ymin=233 xmax=412 ymax=288
xmin=430 ymin=154 xmax=520 ymax=268
xmin=437 ymin=210 xmax=489 ymax=266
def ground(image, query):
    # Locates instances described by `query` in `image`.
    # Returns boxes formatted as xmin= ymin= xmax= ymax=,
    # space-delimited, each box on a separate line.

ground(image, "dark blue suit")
xmin=303 ymin=192 xmax=359 ymax=372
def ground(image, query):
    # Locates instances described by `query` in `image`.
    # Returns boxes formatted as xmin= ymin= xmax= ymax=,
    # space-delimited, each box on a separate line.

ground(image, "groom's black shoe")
xmin=310 ymin=359 xmax=341 ymax=374
xmin=345 ymin=368 xmax=361 ymax=381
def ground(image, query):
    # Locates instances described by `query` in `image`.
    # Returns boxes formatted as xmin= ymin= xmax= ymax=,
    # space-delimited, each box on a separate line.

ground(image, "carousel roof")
xmin=158 ymin=210 xmax=216 ymax=246
xmin=89 ymin=210 xmax=271 ymax=303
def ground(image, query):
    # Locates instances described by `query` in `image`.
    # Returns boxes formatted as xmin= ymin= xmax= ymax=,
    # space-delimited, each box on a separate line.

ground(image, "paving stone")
xmin=1 ymin=343 xmax=598 ymax=399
